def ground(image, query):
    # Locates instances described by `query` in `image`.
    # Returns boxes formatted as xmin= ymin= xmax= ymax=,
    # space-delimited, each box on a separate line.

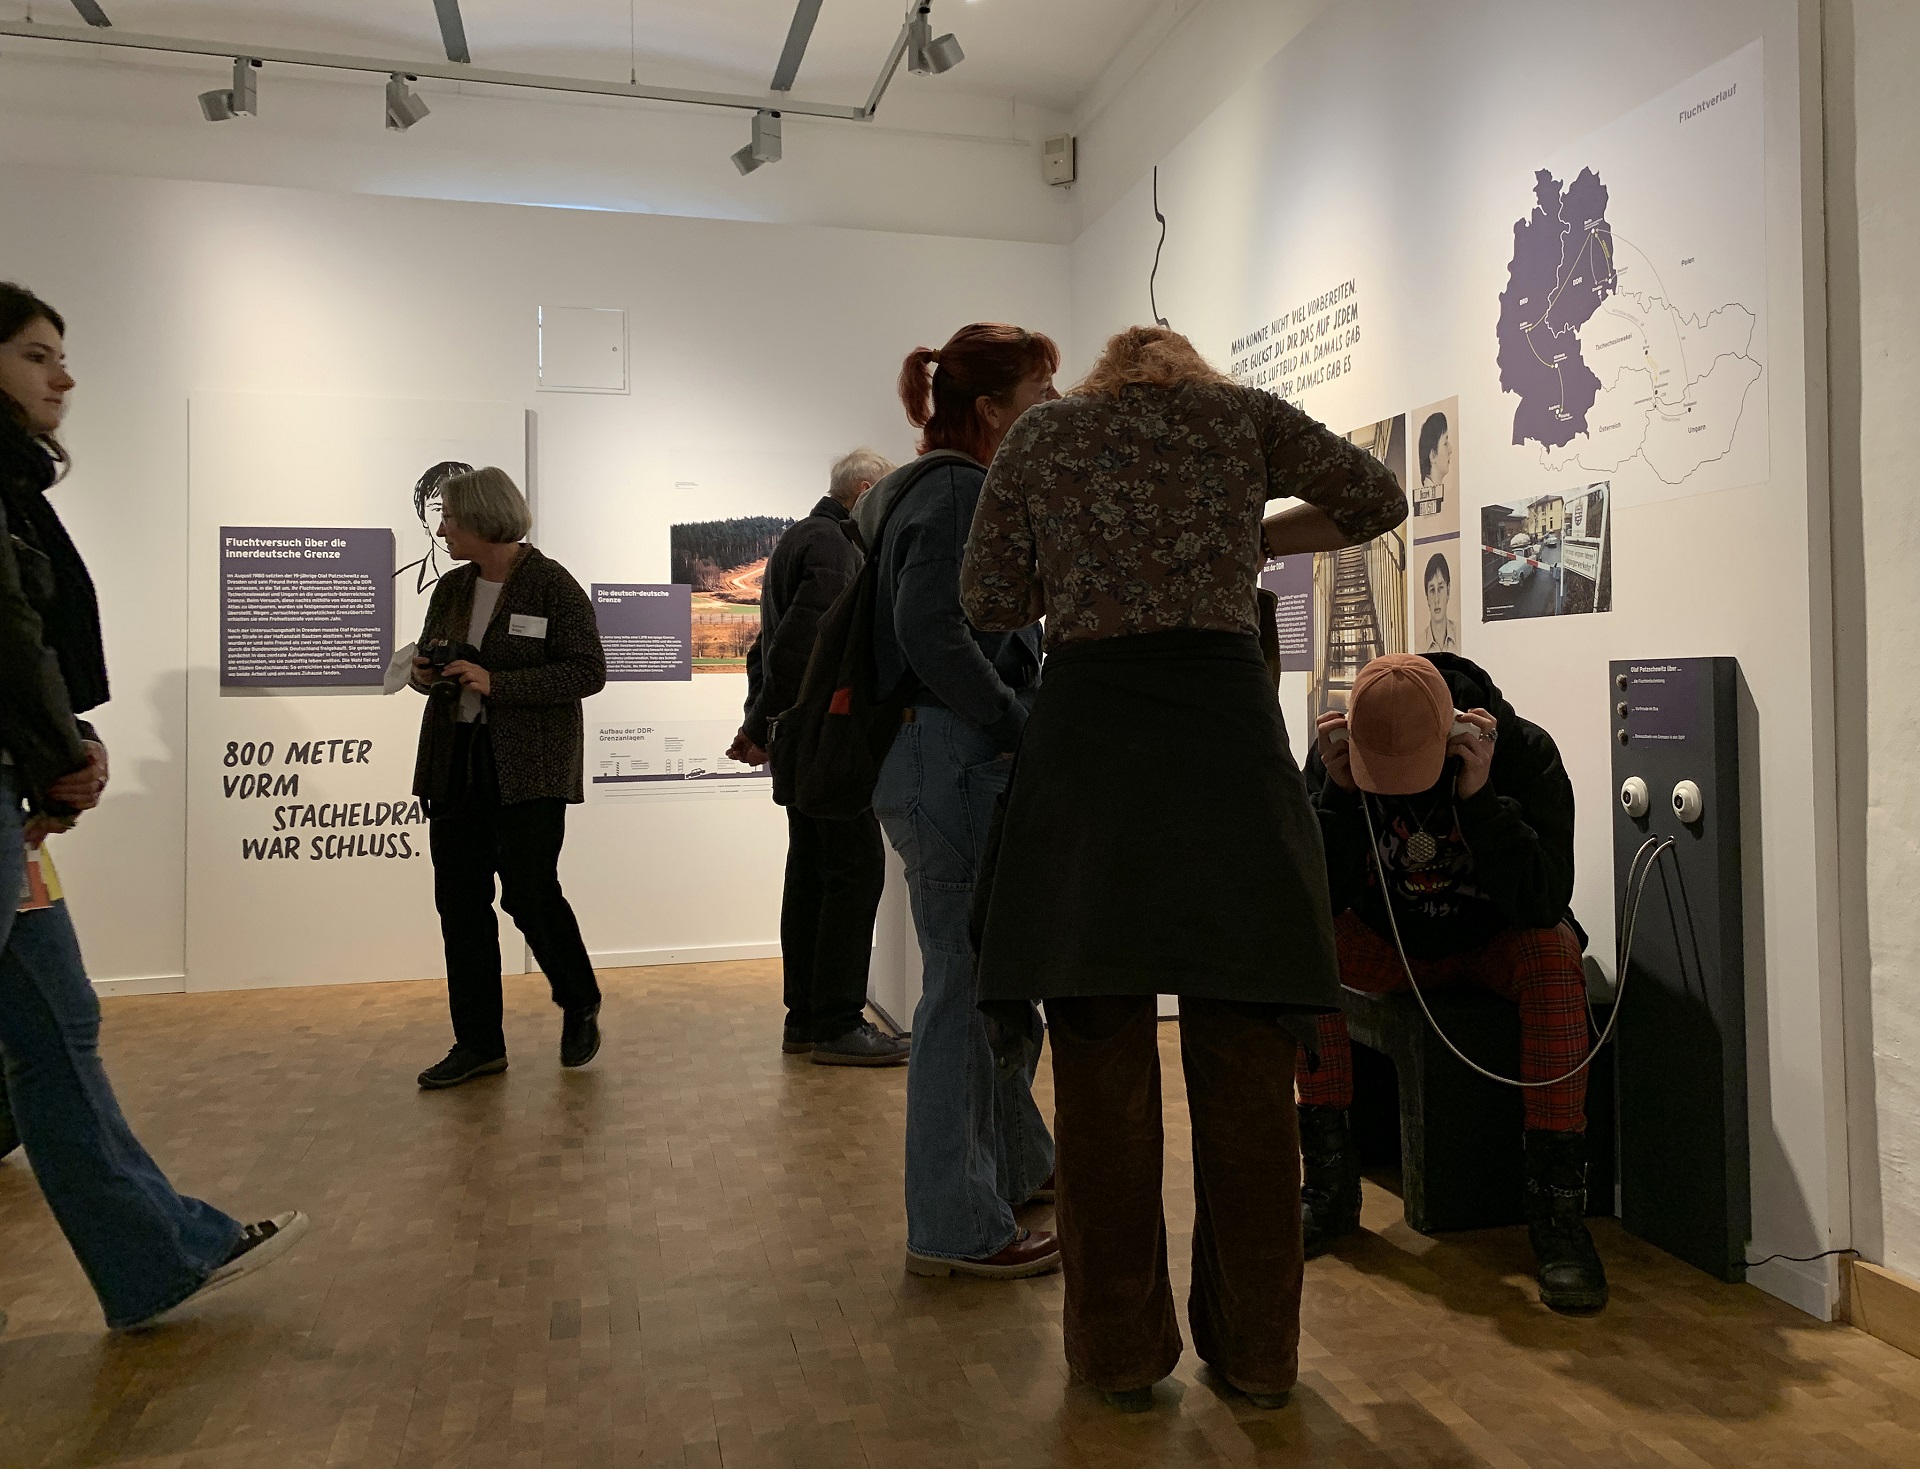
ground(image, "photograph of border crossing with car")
xmin=1480 ymin=482 xmax=1613 ymax=621
xmin=669 ymin=515 xmax=793 ymax=673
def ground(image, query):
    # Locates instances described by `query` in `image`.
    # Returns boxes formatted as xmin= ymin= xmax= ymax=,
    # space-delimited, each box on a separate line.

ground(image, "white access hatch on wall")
xmin=538 ymin=305 xmax=628 ymax=394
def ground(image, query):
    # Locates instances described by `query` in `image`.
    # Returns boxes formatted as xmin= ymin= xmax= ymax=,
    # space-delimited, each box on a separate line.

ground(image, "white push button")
xmin=1620 ymin=776 xmax=1650 ymax=819
xmin=1672 ymin=780 xmax=1704 ymax=824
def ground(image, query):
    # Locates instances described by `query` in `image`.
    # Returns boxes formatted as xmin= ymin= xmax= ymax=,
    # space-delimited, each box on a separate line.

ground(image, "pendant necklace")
xmin=1403 ymin=794 xmax=1452 ymax=868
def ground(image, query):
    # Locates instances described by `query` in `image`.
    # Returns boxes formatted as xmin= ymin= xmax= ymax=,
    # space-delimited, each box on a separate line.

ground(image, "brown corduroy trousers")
xmin=1047 ymin=995 xmax=1305 ymax=1395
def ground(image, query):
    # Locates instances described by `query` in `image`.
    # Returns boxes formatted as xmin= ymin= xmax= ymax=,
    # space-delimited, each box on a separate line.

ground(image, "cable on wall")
xmin=1150 ymin=165 xmax=1172 ymax=328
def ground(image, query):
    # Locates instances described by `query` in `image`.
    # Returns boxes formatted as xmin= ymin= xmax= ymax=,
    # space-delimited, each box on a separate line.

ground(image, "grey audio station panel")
xmin=1610 ymin=658 xmax=1749 ymax=1282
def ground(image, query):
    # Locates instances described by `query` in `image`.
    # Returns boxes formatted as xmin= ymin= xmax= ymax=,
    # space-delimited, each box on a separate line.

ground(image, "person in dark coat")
xmin=962 ymin=325 xmax=1407 ymax=1412
xmin=729 ymin=448 xmax=908 ymax=1066
xmin=1301 ymin=650 xmax=1607 ymax=1313
xmin=408 ymin=467 xmax=608 ymax=1089
xmin=0 ymin=281 xmax=307 ymax=1332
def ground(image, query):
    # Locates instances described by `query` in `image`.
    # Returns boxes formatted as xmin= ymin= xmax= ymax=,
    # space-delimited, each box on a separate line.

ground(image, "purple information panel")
xmin=1258 ymin=555 xmax=1314 ymax=673
xmin=220 ymin=527 xmax=394 ymax=688
xmin=593 ymin=584 xmax=693 ymax=681
xmin=1619 ymin=659 xmax=1703 ymax=746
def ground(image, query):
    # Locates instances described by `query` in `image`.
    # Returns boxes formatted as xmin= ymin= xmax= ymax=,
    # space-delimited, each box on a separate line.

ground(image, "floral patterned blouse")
xmin=960 ymin=381 xmax=1408 ymax=650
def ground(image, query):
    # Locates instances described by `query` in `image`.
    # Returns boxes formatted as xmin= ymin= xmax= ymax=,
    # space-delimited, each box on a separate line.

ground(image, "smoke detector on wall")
xmin=1044 ymin=134 xmax=1076 ymax=188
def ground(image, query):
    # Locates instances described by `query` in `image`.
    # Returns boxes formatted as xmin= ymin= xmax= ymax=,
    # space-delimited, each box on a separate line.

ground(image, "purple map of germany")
xmin=1497 ymin=168 xmax=1619 ymax=451
xmin=1493 ymin=44 xmax=1767 ymax=503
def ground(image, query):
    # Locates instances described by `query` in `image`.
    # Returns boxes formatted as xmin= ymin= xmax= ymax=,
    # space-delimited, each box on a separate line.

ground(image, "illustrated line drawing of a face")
xmin=395 ymin=460 xmax=473 ymax=595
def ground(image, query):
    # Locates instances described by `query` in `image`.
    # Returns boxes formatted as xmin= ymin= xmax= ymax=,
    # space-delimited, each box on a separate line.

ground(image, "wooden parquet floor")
xmin=1 ymin=960 xmax=1917 ymax=1468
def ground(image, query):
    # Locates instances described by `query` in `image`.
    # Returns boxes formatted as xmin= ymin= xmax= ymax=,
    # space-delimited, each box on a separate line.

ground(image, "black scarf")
xmin=0 ymin=416 xmax=109 ymax=713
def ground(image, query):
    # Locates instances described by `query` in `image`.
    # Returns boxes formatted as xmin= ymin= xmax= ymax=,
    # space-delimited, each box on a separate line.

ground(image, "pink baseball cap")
xmin=1346 ymin=654 xmax=1454 ymax=795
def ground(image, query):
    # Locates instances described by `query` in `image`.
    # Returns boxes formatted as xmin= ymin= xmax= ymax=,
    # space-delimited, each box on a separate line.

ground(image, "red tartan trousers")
xmin=1294 ymin=912 xmax=1591 ymax=1132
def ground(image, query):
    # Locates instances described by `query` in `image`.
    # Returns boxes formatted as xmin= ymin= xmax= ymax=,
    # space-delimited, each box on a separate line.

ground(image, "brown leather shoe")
xmin=906 ymin=1228 xmax=1061 ymax=1279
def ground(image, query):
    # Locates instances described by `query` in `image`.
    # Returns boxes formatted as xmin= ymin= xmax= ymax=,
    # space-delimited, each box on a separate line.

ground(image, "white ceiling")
xmin=60 ymin=1 xmax=1167 ymax=113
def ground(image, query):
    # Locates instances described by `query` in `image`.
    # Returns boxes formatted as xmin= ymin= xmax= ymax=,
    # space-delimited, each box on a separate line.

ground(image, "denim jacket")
xmin=865 ymin=455 xmax=1040 ymax=752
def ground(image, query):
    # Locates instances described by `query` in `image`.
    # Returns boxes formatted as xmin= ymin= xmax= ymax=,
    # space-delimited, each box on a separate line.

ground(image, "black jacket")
xmin=1308 ymin=652 xmax=1581 ymax=959
xmin=0 ymin=422 xmax=94 ymax=797
xmin=741 ymin=496 xmax=861 ymax=748
xmin=411 ymin=547 xmax=607 ymax=806
xmin=864 ymin=455 xmax=1039 ymax=751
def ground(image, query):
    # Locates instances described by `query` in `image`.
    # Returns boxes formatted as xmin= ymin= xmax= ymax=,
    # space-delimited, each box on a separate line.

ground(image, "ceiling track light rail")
xmin=430 ymin=0 xmax=471 ymax=65
xmin=769 ymin=0 xmax=825 ymax=94
xmin=2 ymin=2 xmax=966 ymax=171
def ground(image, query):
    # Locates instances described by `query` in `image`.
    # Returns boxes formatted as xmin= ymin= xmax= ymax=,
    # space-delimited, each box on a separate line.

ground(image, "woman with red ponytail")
xmin=856 ymin=322 xmax=1061 ymax=1283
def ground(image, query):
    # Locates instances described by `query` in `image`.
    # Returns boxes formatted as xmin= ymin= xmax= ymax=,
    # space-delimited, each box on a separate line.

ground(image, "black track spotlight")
xmin=906 ymin=4 xmax=964 ymax=75
xmin=199 ymin=57 xmax=258 ymax=121
xmin=731 ymin=109 xmax=783 ymax=176
xmin=385 ymin=73 xmax=430 ymax=131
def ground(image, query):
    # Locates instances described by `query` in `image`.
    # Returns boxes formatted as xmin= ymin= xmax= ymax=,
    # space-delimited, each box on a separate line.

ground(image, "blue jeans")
xmin=0 ymin=769 xmax=241 ymax=1328
xmin=874 ymin=707 xmax=1053 ymax=1260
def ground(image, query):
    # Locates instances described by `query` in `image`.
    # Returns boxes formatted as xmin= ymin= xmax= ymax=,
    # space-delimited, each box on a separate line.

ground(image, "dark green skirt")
xmin=974 ymin=629 xmax=1340 ymax=1009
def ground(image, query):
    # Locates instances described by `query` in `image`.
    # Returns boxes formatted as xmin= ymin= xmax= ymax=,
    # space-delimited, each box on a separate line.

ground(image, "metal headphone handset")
xmin=1357 ymin=793 xmax=1674 ymax=1089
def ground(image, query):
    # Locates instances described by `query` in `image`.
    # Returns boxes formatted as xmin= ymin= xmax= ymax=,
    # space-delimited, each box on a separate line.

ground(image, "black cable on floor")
xmin=1743 ymin=1247 xmax=1859 ymax=1268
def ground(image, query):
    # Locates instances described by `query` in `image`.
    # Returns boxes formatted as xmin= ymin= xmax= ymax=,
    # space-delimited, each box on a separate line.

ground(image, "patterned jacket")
xmin=961 ymin=381 xmax=1407 ymax=649
xmin=410 ymin=546 xmax=606 ymax=805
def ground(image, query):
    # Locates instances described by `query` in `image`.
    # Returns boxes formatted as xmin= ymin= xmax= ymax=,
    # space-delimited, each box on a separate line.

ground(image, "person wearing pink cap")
xmin=1300 ymin=650 xmax=1606 ymax=1313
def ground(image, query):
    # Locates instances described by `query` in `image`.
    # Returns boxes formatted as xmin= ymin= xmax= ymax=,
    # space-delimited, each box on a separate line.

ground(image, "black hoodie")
xmin=0 ymin=419 xmax=94 ymax=796
xmin=1306 ymin=652 xmax=1582 ymax=960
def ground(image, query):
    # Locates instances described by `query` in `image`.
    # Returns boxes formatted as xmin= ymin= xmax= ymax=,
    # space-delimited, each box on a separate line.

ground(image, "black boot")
xmin=1299 ymin=1104 xmax=1361 ymax=1258
xmin=1524 ymin=1128 xmax=1609 ymax=1313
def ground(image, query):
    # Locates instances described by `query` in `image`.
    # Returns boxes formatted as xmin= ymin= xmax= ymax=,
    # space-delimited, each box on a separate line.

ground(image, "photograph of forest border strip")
xmin=669 ymin=516 xmax=793 ymax=673
xmin=1480 ymin=480 xmax=1613 ymax=622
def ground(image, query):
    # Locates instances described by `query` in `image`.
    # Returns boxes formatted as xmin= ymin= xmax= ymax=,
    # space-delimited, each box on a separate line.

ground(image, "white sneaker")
xmin=122 ymin=1211 xmax=309 ymax=1329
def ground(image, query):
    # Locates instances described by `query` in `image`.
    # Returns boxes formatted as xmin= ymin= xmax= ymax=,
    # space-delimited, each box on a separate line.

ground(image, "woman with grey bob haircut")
xmin=407 ymin=466 xmax=610 ymax=1090
xmin=439 ymin=465 xmax=532 ymax=545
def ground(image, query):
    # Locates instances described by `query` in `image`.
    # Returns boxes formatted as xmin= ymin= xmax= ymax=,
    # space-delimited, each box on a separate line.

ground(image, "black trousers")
xmin=429 ymin=728 xmax=601 ymax=1059
xmin=781 ymin=808 xmax=886 ymax=1042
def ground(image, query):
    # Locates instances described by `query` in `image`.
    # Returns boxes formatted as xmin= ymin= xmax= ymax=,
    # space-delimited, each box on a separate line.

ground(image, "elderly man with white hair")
xmin=730 ymin=448 xmax=908 ymax=1067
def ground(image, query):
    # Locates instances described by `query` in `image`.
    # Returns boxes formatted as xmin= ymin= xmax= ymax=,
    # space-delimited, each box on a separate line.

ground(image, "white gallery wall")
xmin=184 ymin=393 xmax=528 ymax=990
xmin=1068 ymin=0 xmax=1844 ymax=1316
xmin=0 ymin=164 xmax=1069 ymax=988
xmin=1825 ymin=0 xmax=1920 ymax=1285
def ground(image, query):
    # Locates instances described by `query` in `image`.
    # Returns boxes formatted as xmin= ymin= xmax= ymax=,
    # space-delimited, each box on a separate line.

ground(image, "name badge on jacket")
xmin=508 ymin=614 xmax=549 ymax=639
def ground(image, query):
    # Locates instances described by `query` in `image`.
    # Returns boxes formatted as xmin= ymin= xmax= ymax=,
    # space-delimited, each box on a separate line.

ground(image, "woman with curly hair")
xmin=962 ymin=326 xmax=1406 ymax=1410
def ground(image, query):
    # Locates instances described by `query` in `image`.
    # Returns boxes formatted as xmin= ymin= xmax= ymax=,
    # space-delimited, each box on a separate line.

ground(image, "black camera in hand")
xmin=422 ymin=638 xmax=482 ymax=703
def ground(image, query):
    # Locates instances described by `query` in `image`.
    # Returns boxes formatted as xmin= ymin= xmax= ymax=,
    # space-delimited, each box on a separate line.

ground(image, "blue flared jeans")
xmin=0 ymin=767 xmax=241 ymax=1327
xmin=873 ymin=706 xmax=1053 ymax=1261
